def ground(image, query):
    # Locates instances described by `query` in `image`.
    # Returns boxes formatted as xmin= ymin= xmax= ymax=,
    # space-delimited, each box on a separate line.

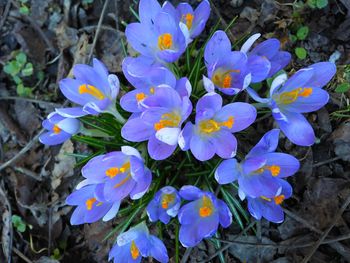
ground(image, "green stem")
xmin=79 ymin=126 xmax=113 ymax=138
xmin=105 ymin=105 xmax=126 ymax=124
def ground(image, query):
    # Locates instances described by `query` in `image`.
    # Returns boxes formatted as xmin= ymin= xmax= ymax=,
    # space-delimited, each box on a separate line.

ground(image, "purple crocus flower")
xmin=241 ymin=33 xmax=291 ymax=78
xmin=247 ymin=62 xmax=336 ymax=146
xmin=76 ymin=146 xmax=152 ymax=202
xmin=178 ymin=186 xmax=232 ymax=247
xmin=178 ymin=92 xmax=256 ymax=161
xmin=204 ymin=31 xmax=270 ymax=95
xmin=56 ymin=58 xmax=124 ymax=123
xmin=215 ymin=129 xmax=299 ymax=199
xmin=146 ymin=186 xmax=181 ymax=224
xmin=66 ymin=184 xmax=121 ymax=225
xmin=121 ymin=87 xmax=192 ymax=160
xmin=125 ymin=0 xmax=187 ymax=63
xmin=163 ymin=0 xmax=210 ymax=42
xmin=121 ymin=57 xmax=191 ymax=113
xmin=39 ymin=111 xmax=81 ymax=146
xmin=247 ymin=178 xmax=292 ymax=223
xmin=109 ymin=222 xmax=168 ymax=263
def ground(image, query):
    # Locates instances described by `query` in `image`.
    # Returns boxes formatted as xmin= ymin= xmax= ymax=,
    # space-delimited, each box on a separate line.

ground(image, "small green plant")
xmin=295 ymin=47 xmax=307 ymax=59
xmin=12 ymin=215 xmax=27 ymax=233
xmin=19 ymin=0 xmax=30 ymax=15
xmin=307 ymin=0 xmax=328 ymax=9
xmin=51 ymin=248 xmax=61 ymax=260
xmin=296 ymin=26 xmax=309 ymax=40
xmin=4 ymin=51 xmax=34 ymax=97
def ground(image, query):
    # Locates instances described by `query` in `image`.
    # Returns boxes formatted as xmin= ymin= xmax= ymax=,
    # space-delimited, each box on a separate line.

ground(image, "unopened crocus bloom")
xmin=39 ymin=111 xmax=81 ymax=146
xmin=247 ymin=62 xmax=336 ymax=146
xmin=179 ymin=92 xmax=256 ymax=161
xmin=215 ymin=129 xmax=299 ymax=198
xmin=178 ymin=186 xmax=232 ymax=247
xmin=109 ymin=222 xmax=168 ymax=263
xmin=146 ymin=186 xmax=181 ymax=224
xmin=241 ymin=33 xmax=291 ymax=78
xmin=247 ymin=178 xmax=292 ymax=223
xmin=121 ymin=57 xmax=191 ymax=113
xmin=204 ymin=31 xmax=270 ymax=95
xmin=122 ymin=87 xmax=192 ymax=160
xmin=77 ymin=146 xmax=152 ymax=202
xmin=56 ymin=58 xmax=124 ymax=123
xmin=66 ymin=184 xmax=121 ymax=225
xmin=125 ymin=0 xmax=187 ymax=63
xmin=163 ymin=0 xmax=210 ymax=42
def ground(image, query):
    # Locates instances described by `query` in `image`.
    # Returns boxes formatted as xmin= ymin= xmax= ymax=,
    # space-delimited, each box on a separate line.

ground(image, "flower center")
xmin=53 ymin=125 xmax=61 ymax=134
xmin=154 ymin=112 xmax=181 ymax=131
xmin=198 ymin=117 xmax=234 ymax=134
xmin=158 ymin=33 xmax=173 ymax=50
xmin=182 ymin=13 xmax=194 ymax=29
xmin=261 ymin=194 xmax=285 ymax=205
xmin=78 ymin=84 xmax=105 ymax=100
xmin=277 ymin=87 xmax=313 ymax=104
xmin=130 ymin=240 xmax=140 ymax=260
xmin=135 ymin=87 xmax=155 ymax=102
xmin=212 ymin=69 xmax=240 ymax=89
xmin=255 ymin=165 xmax=280 ymax=177
xmin=105 ymin=162 xmax=131 ymax=179
xmin=199 ymin=195 xmax=214 ymax=217
xmin=161 ymin=193 xmax=175 ymax=209
xmin=85 ymin=198 xmax=97 ymax=210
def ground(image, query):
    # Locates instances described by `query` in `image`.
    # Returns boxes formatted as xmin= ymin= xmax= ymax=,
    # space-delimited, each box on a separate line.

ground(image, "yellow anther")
xmin=136 ymin=92 xmax=147 ymax=102
xmin=274 ymin=194 xmax=285 ymax=205
xmin=154 ymin=112 xmax=181 ymax=131
xmin=255 ymin=165 xmax=281 ymax=177
xmin=53 ymin=125 xmax=61 ymax=134
xmin=260 ymin=196 xmax=271 ymax=202
xmin=278 ymin=87 xmax=313 ymax=104
xmin=78 ymin=84 xmax=105 ymax=100
xmin=85 ymin=198 xmax=97 ymax=210
xmin=161 ymin=194 xmax=175 ymax=209
xmin=150 ymin=87 xmax=155 ymax=94
xmin=183 ymin=13 xmax=194 ymax=29
xmin=130 ymin=241 xmax=140 ymax=259
xmin=199 ymin=195 xmax=214 ymax=217
xmin=113 ymin=174 xmax=131 ymax=188
xmin=212 ymin=69 xmax=240 ymax=89
xmin=199 ymin=116 xmax=234 ymax=134
xmin=158 ymin=33 xmax=173 ymax=50
xmin=105 ymin=162 xmax=130 ymax=179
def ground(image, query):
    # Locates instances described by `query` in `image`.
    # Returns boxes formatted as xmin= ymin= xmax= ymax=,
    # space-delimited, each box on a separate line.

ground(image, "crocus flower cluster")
xmin=38 ymin=0 xmax=338 ymax=261
xmin=215 ymin=129 xmax=300 ymax=223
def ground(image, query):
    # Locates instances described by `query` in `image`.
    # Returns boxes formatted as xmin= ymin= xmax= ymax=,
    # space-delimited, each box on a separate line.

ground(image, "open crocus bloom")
xmin=178 ymin=186 xmax=232 ymax=247
xmin=241 ymin=33 xmax=291 ymax=79
xmin=39 ymin=111 xmax=81 ymax=146
xmin=204 ymin=31 xmax=272 ymax=95
xmin=56 ymin=58 xmax=122 ymax=121
xmin=179 ymin=92 xmax=256 ymax=161
xmin=125 ymin=0 xmax=187 ymax=63
xmin=247 ymin=178 xmax=292 ymax=223
xmin=66 ymin=184 xmax=121 ymax=225
xmin=77 ymin=146 xmax=152 ymax=202
xmin=215 ymin=129 xmax=299 ymax=198
xmin=247 ymin=62 xmax=336 ymax=146
xmin=146 ymin=186 xmax=181 ymax=224
xmin=121 ymin=87 xmax=192 ymax=160
xmin=163 ymin=0 xmax=210 ymax=42
xmin=109 ymin=222 xmax=169 ymax=263
xmin=121 ymin=56 xmax=191 ymax=113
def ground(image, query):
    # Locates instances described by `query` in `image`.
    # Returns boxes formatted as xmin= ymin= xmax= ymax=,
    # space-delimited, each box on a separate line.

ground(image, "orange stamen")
xmin=130 ymin=241 xmax=140 ymax=259
xmin=274 ymin=194 xmax=285 ymax=205
xmin=53 ymin=125 xmax=61 ymax=134
xmin=199 ymin=195 xmax=213 ymax=217
xmin=85 ymin=198 xmax=97 ymax=210
xmin=78 ymin=84 xmax=105 ymax=100
xmin=158 ymin=33 xmax=173 ymax=50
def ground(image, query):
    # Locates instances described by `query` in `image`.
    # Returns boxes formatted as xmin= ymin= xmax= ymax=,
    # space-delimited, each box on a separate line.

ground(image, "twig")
xmin=211 ymin=232 xmax=350 ymax=249
xmin=301 ymin=194 xmax=350 ymax=263
xmin=0 ymin=128 xmax=45 ymax=172
xmin=0 ymin=96 xmax=61 ymax=108
xmin=0 ymin=0 xmax=12 ymax=31
xmin=13 ymin=166 xmax=42 ymax=181
xmin=78 ymin=25 xmax=116 ymax=33
xmin=12 ymin=247 xmax=32 ymax=263
xmin=87 ymin=0 xmax=111 ymax=63
xmin=209 ymin=0 xmax=235 ymax=41
xmin=256 ymin=221 xmax=262 ymax=263
xmin=313 ymin=155 xmax=345 ymax=168
xmin=181 ymin=248 xmax=192 ymax=263
xmin=0 ymin=182 xmax=13 ymax=263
